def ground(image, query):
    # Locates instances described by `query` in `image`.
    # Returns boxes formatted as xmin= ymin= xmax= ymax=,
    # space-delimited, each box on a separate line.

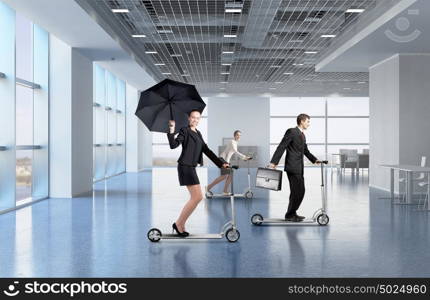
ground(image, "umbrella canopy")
xmin=135 ymin=79 xmax=206 ymax=134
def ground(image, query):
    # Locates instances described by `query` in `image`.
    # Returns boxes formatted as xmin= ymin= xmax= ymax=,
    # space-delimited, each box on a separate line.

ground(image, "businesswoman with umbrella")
xmin=136 ymin=79 xmax=228 ymax=236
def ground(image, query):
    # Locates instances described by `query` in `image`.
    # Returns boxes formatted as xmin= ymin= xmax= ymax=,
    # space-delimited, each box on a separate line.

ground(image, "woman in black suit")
xmin=168 ymin=110 xmax=229 ymax=236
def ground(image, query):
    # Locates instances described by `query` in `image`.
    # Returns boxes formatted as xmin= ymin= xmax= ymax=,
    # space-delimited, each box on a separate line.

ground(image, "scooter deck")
xmin=261 ymin=218 xmax=316 ymax=224
xmin=160 ymin=233 xmax=223 ymax=239
xmin=209 ymin=194 xmax=249 ymax=198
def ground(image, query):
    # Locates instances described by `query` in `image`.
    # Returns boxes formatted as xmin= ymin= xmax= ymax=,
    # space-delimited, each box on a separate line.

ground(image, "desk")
xmin=380 ymin=164 xmax=430 ymax=205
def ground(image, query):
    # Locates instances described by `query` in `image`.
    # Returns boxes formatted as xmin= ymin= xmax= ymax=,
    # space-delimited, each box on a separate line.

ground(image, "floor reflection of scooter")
xmin=251 ymin=161 xmax=330 ymax=226
xmin=148 ymin=166 xmax=241 ymax=243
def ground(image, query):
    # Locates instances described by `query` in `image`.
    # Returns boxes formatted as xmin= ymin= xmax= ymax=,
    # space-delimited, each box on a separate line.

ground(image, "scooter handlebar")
xmin=321 ymin=160 xmax=328 ymax=164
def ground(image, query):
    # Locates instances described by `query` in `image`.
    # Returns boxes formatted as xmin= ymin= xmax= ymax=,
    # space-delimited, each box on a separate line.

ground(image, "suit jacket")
xmin=270 ymin=127 xmax=317 ymax=174
xmin=167 ymin=126 xmax=225 ymax=168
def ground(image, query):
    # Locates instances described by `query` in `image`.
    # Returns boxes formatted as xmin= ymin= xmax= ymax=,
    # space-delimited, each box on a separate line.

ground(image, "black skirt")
xmin=177 ymin=164 xmax=200 ymax=186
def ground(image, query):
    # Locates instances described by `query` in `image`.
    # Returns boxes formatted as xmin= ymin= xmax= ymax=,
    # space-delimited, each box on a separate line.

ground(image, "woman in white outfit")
xmin=206 ymin=130 xmax=251 ymax=195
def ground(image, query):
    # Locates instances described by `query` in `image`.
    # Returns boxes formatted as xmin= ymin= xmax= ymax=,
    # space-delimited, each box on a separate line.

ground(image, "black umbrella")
xmin=135 ymin=79 xmax=206 ymax=134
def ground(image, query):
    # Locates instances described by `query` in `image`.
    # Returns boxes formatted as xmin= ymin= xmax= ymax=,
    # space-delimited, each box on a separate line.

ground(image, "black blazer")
xmin=270 ymin=127 xmax=317 ymax=175
xmin=167 ymin=126 xmax=224 ymax=168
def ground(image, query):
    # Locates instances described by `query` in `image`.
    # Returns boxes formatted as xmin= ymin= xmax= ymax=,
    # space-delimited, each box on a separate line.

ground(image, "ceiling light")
xmin=357 ymin=81 xmax=366 ymax=84
xmin=154 ymin=63 xmax=165 ymax=66
xmin=270 ymin=65 xmax=281 ymax=68
xmin=170 ymin=54 xmax=182 ymax=57
xmin=346 ymin=8 xmax=365 ymax=13
xmin=321 ymin=34 xmax=336 ymax=38
xmin=293 ymin=63 xmax=304 ymax=66
xmin=145 ymin=51 xmax=157 ymax=54
xmin=181 ymin=74 xmax=190 ymax=77
xmin=304 ymin=51 xmax=318 ymax=54
xmin=222 ymin=51 xmax=234 ymax=54
xmin=269 ymin=87 xmax=276 ymax=90
xmin=162 ymin=73 xmax=171 ymax=75
xmin=132 ymin=34 xmax=146 ymax=38
xmin=275 ymin=82 xmax=283 ymax=84
xmin=221 ymin=63 xmax=232 ymax=66
xmin=112 ymin=9 xmax=129 ymax=13
xmin=225 ymin=8 xmax=242 ymax=13
xmin=283 ymin=72 xmax=294 ymax=75
xmin=224 ymin=34 xmax=237 ymax=38
xmin=157 ymin=30 xmax=173 ymax=34
xmin=220 ymin=72 xmax=230 ymax=75
xmin=220 ymin=81 xmax=228 ymax=84
xmin=343 ymin=87 xmax=351 ymax=90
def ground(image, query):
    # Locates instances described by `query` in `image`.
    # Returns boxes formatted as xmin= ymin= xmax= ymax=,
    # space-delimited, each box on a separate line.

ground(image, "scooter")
xmin=251 ymin=161 xmax=330 ymax=226
xmin=147 ymin=166 xmax=241 ymax=243
xmin=206 ymin=157 xmax=254 ymax=199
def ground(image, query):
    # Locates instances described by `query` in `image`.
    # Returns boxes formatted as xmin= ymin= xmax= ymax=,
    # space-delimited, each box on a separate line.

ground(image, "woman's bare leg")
xmin=223 ymin=175 xmax=232 ymax=193
xmin=175 ymin=184 xmax=203 ymax=232
xmin=207 ymin=175 xmax=228 ymax=191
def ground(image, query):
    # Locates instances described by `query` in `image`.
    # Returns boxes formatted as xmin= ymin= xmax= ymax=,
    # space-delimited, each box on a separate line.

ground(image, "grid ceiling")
xmin=85 ymin=0 xmax=386 ymax=95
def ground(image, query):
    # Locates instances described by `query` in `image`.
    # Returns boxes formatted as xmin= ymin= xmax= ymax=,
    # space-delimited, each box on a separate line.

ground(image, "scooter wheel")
xmin=205 ymin=190 xmax=213 ymax=199
xmin=251 ymin=213 xmax=263 ymax=225
xmin=147 ymin=228 xmax=162 ymax=242
xmin=225 ymin=228 xmax=240 ymax=242
xmin=245 ymin=191 xmax=254 ymax=199
xmin=317 ymin=214 xmax=329 ymax=226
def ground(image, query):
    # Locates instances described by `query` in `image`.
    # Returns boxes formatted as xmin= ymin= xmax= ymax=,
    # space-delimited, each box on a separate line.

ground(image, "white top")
xmin=220 ymin=140 xmax=247 ymax=163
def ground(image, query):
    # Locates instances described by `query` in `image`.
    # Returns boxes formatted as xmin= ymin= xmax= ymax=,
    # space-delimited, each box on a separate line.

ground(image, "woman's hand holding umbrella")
xmin=168 ymin=120 xmax=175 ymax=134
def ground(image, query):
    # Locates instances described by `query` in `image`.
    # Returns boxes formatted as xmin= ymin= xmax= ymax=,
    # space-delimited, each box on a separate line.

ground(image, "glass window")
xmin=0 ymin=1 xmax=16 ymax=210
xmin=270 ymin=97 xmax=325 ymax=116
xmin=93 ymin=64 xmax=126 ymax=180
xmin=15 ymin=14 xmax=33 ymax=82
xmin=16 ymin=85 xmax=33 ymax=201
xmin=270 ymin=97 xmax=369 ymax=168
xmin=327 ymin=97 xmax=369 ymax=116
xmin=327 ymin=118 xmax=369 ymax=143
xmin=270 ymin=118 xmax=325 ymax=143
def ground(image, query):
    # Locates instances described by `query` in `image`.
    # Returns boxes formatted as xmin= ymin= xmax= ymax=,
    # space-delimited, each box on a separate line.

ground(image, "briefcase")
xmin=255 ymin=168 xmax=283 ymax=191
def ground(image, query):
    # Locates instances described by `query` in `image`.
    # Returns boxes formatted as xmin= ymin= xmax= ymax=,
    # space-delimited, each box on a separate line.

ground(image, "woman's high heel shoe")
xmin=172 ymin=223 xmax=189 ymax=237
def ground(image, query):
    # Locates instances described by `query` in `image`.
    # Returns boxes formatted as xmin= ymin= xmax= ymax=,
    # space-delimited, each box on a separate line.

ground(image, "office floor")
xmin=0 ymin=167 xmax=429 ymax=277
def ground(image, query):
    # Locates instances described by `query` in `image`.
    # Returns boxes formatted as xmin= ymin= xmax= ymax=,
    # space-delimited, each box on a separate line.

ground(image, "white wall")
xmin=369 ymin=55 xmax=400 ymax=190
xmin=207 ymin=96 xmax=270 ymax=166
xmin=370 ymin=54 xmax=430 ymax=191
xmin=50 ymin=35 xmax=72 ymax=197
xmin=49 ymin=35 xmax=93 ymax=197
xmin=398 ymin=55 xmax=430 ymax=165
xmin=126 ymin=83 xmax=153 ymax=172
xmin=71 ymin=49 xmax=93 ymax=196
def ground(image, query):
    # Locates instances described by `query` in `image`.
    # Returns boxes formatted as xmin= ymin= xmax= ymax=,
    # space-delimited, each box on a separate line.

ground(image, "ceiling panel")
xmin=77 ymin=0 xmax=389 ymax=95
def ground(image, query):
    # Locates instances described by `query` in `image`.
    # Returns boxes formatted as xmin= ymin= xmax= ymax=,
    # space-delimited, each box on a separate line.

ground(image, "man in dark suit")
xmin=269 ymin=114 xmax=321 ymax=222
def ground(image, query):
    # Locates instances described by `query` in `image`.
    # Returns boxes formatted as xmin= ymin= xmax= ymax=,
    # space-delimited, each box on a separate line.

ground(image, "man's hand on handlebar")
xmin=222 ymin=163 xmax=230 ymax=168
xmin=268 ymin=163 xmax=277 ymax=169
xmin=315 ymin=160 xmax=328 ymax=164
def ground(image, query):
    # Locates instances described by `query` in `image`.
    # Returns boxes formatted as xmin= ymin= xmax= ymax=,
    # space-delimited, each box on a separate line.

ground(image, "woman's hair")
xmin=188 ymin=109 xmax=201 ymax=116
xmin=234 ymin=130 xmax=241 ymax=136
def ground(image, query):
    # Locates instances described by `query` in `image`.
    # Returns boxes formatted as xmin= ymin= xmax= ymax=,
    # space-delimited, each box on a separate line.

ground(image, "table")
xmin=380 ymin=164 xmax=430 ymax=205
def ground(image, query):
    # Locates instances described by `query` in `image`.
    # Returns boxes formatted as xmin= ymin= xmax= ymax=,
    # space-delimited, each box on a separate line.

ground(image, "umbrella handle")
xmin=169 ymin=102 xmax=174 ymax=120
